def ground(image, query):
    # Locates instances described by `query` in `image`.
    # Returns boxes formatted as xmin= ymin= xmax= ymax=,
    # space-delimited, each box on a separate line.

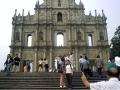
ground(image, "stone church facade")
xmin=10 ymin=0 xmax=109 ymax=72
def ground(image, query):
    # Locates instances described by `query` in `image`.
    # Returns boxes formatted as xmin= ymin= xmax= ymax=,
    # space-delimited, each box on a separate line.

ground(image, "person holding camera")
xmin=81 ymin=66 xmax=120 ymax=90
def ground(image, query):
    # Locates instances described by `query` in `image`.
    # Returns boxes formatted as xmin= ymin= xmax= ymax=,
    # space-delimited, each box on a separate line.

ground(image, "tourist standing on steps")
xmin=4 ymin=54 xmax=13 ymax=75
xmin=24 ymin=63 xmax=28 ymax=72
xmin=58 ymin=57 xmax=66 ymax=88
xmin=82 ymin=58 xmax=89 ymax=76
xmin=96 ymin=55 xmax=103 ymax=77
xmin=65 ymin=60 xmax=73 ymax=90
xmin=12 ymin=54 xmax=21 ymax=72
xmin=38 ymin=58 xmax=43 ymax=72
xmin=85 ymin=56 xmax=92 ymax=76
xmin=44 ymin=58 xmax=49 ymax=72
xmin=79 ymin=56 xmax=86 ymax=72
xmin=27 ymin=62 xmax=31 ymax=72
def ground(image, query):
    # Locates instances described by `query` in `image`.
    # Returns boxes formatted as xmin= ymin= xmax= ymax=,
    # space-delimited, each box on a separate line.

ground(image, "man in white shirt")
xmin=79 ymin=56 xmax=86 ymax=71
xmin=81 ymin=67 xmax=120 ymax=90
xmin=79 ymin=56 xmax=86 ymax=63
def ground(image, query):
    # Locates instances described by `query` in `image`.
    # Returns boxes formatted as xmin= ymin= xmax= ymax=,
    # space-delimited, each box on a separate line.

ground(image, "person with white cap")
xmin=80 ymin=65 xmax=120 ymax=90
xmin=115 ymin=56 xmax=120 ymax=74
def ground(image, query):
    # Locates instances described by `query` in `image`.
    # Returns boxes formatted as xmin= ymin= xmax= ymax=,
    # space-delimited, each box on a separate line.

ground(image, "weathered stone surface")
xmin=10 ymin=0 xmax=109 ymax=72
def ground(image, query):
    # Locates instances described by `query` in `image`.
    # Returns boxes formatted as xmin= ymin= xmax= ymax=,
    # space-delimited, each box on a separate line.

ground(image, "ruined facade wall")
xmin=10 ymin=0 xmax=109 ymax=72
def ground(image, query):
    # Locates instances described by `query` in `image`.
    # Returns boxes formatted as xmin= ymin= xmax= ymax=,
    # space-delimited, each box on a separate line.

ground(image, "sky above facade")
xmin=0 ymin=0 xmax=119 ymax=70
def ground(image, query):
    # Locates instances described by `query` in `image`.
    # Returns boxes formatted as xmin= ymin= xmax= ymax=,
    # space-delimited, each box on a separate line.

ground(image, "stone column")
xmin=74 ymin=25 xmax=77 ymax=45
xmin=11 ymin=25 xmax=15 ymax=45
xmin=35 ymin=30 xmax=38 ymax=45
xmin=74 ymin=26 xmax=77 ymax=41
xmin=49 ymin=48 xmax=53 ymax=70
xmin=19 ymin=24 xmax=23 ymax=58
xmin=44 ymin=48 xmax=46 ymax=58
xmin=19 ymin=48 xmax=22 ymax=59
xmin=104 ymin=26 xmax=108 ymax=41
xmin=34 ymin=25 xmax=39 ymax=72
xmin=75 ymin=48 xmax=79 ymax=71
xmin=69 ymin=26 xmax=71 ymax=41
xmin=44 ymin=25 xmax=47 ymax=46
xmin=10 ymin=25 xmax=15 ymax=56
xmin=68 ymin=26 xmax=71 ymax=46
xmin=50 ymin=26 xmax=52 ymax=41
xmin=19 ymin=48 xmax=23 ymax=72
xmin=34 ymin=48 xmax=38 ymax=72
xmin=49 ymin=25 xmax=52 ymax=46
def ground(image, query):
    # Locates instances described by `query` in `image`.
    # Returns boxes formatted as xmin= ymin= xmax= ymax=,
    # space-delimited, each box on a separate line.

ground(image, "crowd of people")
xmin=38 ymin=58 xmax=49 ymax=72
xmin=3 ymin=52 xmax=120 ymax=90
xmin=37 ymin=54 xmax=74 ymax=90
xmin=4 ymin=54 xmax=21 ymax=76
xmin=53 ymin=53 xmax=101 ymax=90
xmin=54 ymin=54 xmax=74 ymax=90
xmin=53 ymin=54 xmax=120 ymax=90
xmin=79 ymin=55 xmax=104 ymax=77
xmin=4 ymin=53 xmax=32 ymax=75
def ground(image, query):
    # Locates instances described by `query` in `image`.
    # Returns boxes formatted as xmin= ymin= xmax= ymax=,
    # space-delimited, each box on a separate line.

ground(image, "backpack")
xmin=58 ymin=61 xmax=64 ymax=73
xmin=82 ymin=60 xmax=89 ymax=70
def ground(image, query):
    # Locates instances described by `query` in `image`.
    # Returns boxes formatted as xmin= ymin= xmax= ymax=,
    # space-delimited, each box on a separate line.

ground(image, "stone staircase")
xmin=0 ymin=72 xmax=106 ymax=90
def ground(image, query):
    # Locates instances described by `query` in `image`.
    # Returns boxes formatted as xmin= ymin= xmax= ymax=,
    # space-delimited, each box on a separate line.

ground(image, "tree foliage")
xmin=111 ymin=26 xmax=120 ymax=57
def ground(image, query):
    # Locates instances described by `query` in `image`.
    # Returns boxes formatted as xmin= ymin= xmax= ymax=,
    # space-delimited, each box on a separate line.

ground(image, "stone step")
xmin=0 ymin=84 xmax=87 ymax=89
xmin=0 ymin=79 xmax=104 ymax=86
xmin=0 ymin=79 xmax=101 ymax=82
xmin=0 ymin=72 xmax=106 ymax=90
xmin=0 ymin=88 xmax=89 ymax=90
xmin=0 ymin=87 xmax=90 ymax=90
xmin=0 ymin=77 xmax=105 ymax=80
xmin=0 ymin=82 xmax=84 ymax=85
xmin=0 ymin=72 xmax=104 ymax=77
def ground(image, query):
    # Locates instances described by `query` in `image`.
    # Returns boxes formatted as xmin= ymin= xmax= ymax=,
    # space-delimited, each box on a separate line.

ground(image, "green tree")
xmin=111 ymin=26 xmax=120 ymax=57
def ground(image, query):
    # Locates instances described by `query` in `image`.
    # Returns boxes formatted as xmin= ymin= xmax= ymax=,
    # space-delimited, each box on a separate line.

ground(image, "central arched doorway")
xmin=56 ymin=32 xmax=64 ymax=46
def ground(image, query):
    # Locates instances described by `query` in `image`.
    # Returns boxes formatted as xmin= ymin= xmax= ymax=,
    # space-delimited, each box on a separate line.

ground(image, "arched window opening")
xmin=27 ymin=34 xmax=32 ymax=47
xmin=99 ymin=32 xmax=104 ymax=40
xmin=58 ymin=0 xmax=61 ymax=7
xmin=15 ymin=32 xmax=20 ymax=41
xmin=77 ymin=32 xmax=82 ymax=40
xmin=57 ymin=33 xmax=64 ymax=46
xmin=88 ymin=34 xmax=93 ymax=46
xmin=39 ymin=32 xmax=43 ymax=40
xmin=57 ymin=13 xmax=62 ymax=22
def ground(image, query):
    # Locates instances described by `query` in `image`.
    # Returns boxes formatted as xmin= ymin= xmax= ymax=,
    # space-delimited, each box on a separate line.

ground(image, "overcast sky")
xmin=0 ymin=0 xmax=119 ymax=70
